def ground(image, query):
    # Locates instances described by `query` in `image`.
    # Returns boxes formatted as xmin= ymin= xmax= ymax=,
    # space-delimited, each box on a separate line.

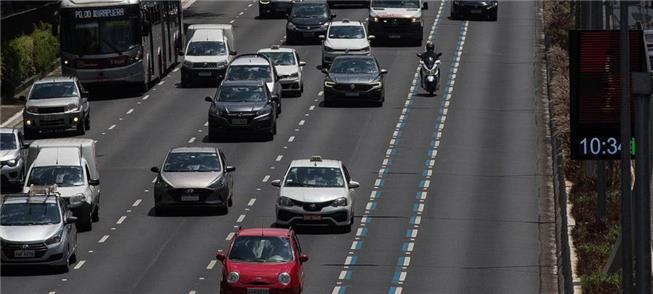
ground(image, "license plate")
xmin=345 ymin=92 xmax=360 ymax=97
xmin=181 ymin=195 xmax=199 ymax=201
xmin=389 ymin=35 xmax=401 ymax=39
xmin=231 ymin=118 xmax=248 ymax=125
xmin=304 ymin=214 xmax=322 ymax=220
xmin=247 ymin=289 xmax=269 ymax=294
xmin=197 ymin=71 xmax=212 ymax=77
xmin=303 ymin=32 xmax=314 ymax=37
xmin=41 ymin=115 xmax=59 ymax=121
xmin=471 ymin=9 xmax=482 ymax=13
xmin=14 ymin=250 xmax=35 ymax=258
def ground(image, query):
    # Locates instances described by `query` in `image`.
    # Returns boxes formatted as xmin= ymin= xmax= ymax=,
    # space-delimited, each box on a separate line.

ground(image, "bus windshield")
xmin=62 ymin=19 xmax=138 ymax=55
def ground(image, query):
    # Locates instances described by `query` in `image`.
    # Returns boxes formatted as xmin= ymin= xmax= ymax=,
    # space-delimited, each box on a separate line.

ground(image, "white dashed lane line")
xmin=132 ymin=199 xmax=142 ymax=207
xmin=116 ymin=216 xmax=127 ymax=224
xmin=318 ymin=91 xmax=323 ymax=96
xmin=299 ymin=120 xmax=305 ymax=126
xmin=108 ymin=124 xmax=116 ymax=130
xmin=157 ymin=80 xmax=165 ymax=86
xmin=188 ymin=137 xmax=196 ymax=143
xmin=142 ymin=95 xmax=150 ymax=100
xmin=288 ymin=136 xmax=295 ymax=142
xmin=126 ymin=108 xmax=134 ymax=115
xmin=74 ymin=260 xmax=86 ymax=270
xmin=236 ymin=214 xmax=246 ymax=223
xmin=309 ymin=105 xmax=315 ymax=111
xmin=226 ymin=232 xmax=235 ymax=241
xmin=98 ymin=235 xmax=110 ymax=243
xmin=248 ymin=198 xmax=256 ymax=206
xmin=275 ymin=155 xmax=283 ymax=161
xmin=207 ymin=259 xmax=218 ymax=270
xmin=262 ymin=175 xmax=270 ymax=182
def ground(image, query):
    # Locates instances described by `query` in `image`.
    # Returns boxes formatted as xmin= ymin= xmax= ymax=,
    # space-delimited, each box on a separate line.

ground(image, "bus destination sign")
xmin=74 ymin=8 xmax=126 ymax=19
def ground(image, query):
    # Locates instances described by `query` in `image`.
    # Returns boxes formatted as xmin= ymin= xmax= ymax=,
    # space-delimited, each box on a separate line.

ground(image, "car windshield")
xmin=217 ymin=86 xmax=268 ymax=103
xmin=328 ymin=26 xmax=365 ymax=39
xmin=330 ymin=58 xmax=378 ymax=74
xmin=164 ymin=152 xmax=221 ymax=172
xmin=0 ymin=133 xmax=17 ymax=150
xmin=229 ymin=236 xmax=293 ymax=263
xmin=1 ymin=202 xmax=61 ymax=226
xmin=291 ymin=4 xmax=328 ymax=18
xmin=259 ymin=52 xmax=296 ymax=66
xmin=29 ymin=82 xmax=78 ymax=99
xmin=27 ymin=166 xmax=84 ymax=187
xmin=284 ymin=167 xmax=345 ymax=187
xmin=187 ymin=41 xmax=226 ymax=56
xmin=371 ymin=0 xmax=420 ymax=8
xmin=62 ymin=19 xmax=138 ymax=55
xmin=225 ymin=65 xmax=272 ymax=82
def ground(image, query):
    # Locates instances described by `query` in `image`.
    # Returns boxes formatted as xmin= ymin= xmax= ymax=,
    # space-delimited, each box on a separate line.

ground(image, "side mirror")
xmin=422 ymin=2 xmax=428 ymax=10
xmin=299 ymin=253 xmax=309 ymax=263
xmin=321 ymin=68 xmax=329 ymax=74
xmin=271 ymin=179 xmax=281 ymax=187
xmin=205 ymin=96 xmax=213 ymax=102
xmin=318 ymin=35 xmax=325 ymax=41
xmin=151 ymin=166 xmax=161 ymax=173
xmin=216 ymin=251 xmax=226 ymax=261
xmin=368 ymin=35 xmax=376 ymax=40
xmin=437 ymin=52 xmax=442 ymax=58
xmin=88 ymin=179 xmax=100 ymax=186
xmin=299 ymin=61 xmax=306 ymax=67
xmin=19 ymin=95 xmax=26 ymax=101
xmin=348 ymin=181 xmax=360 ymax=188
xmin=65 ymin=215 xmax=78 ymax=224
xmin=271 ymin=94 xmax=279 ymax=100
xmin=230 ymin=50 xmax=238 ymax=56
xmin=225 ymin=166 xmax=236 ymax=172
xmin=380 ymin=69 xmax=388 ymax=75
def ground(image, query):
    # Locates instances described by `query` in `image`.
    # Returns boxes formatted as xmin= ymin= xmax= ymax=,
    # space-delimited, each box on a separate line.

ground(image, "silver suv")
xmin=0 ymin=128 xmax=26 ymax=188
xmin=0 ymin=187 xmax=78 ymax=272
xmin=223 ymin=54 xmax=283 ymax=112
xmin=21 ymin=76 xmax=90 ymax=138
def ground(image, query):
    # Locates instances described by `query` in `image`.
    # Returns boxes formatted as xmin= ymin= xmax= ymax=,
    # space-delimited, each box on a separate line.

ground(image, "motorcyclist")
xmin=417 ymin=41 xmax=442 ymax=91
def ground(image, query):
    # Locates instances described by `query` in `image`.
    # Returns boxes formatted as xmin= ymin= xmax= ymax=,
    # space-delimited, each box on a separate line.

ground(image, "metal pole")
xmin=633 ymin=73 xmax=652 ymax=294
xmin=620 ymin=1 xmax=633 ymax=293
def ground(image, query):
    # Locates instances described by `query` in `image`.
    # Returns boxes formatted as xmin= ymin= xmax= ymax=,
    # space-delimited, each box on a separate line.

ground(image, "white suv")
xmin=320 ymin=19 xmax=373 ymax=67
xmin=271 ymin=156 xmax=359 ymax=232
xmin=258 ymin=45 xmax=306 ymax=97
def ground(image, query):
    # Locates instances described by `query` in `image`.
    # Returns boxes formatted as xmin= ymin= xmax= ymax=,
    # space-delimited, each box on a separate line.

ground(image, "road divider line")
xmin=262 ymin=175 xmax=270 ymax=182
xmin=74 ymin=260 xmax=86 ymax=270
xmin=288 ymin=136 xmax=295 ymax=142
xmin=248 ymin=198 xmax=256 ymax=206
xmin=132 ymin=199 xmax=142 ymax=207
xmin=207 ymin=260 xmax=218 ymax=270
xmin=98 ymin=235 xmax=110 ymax=243
xmin=126 ymin=108 xmax=134 ymax=115
xmin=117 ymin=216 xmax=127 ymax=224
xmin=299 ymin=120 xmax=305 ymax=126
xmin=275 ymin=155 xmax=283 ymax=161
xmin=108 ymin=124 xmax=116 ymax=130
xmin=157 ymin=80 xmax=165 ymax=86
xmin=188 ymin=137 xmax=196 ymax=143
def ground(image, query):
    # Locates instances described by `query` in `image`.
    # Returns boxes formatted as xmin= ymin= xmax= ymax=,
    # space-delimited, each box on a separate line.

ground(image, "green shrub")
xmin=580 ymin=272 xmax=622 ymax=294
xmin=1 ymin=35 xmax=35 ymax=96
xmin=31 ymin=22 xmax=59 ymax=73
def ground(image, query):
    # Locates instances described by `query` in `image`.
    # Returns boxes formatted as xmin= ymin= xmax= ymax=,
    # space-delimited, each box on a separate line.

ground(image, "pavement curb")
xmin=0 ymin=110 xmax=23 ymax=128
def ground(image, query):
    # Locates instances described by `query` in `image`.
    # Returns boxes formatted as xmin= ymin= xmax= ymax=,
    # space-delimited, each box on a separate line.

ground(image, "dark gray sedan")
xmin=151 ymin=147 xmax=235 ymax=214
xmin=322 ymin=55 xmax=388 ymax=107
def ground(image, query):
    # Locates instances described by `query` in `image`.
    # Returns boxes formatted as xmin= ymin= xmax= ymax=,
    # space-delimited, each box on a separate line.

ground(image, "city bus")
xmin=59 ymin=0 xmax=182 ymax=91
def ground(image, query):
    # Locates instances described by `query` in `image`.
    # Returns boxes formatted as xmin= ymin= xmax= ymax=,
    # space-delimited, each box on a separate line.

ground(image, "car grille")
xmin=2 ymin=242 xmax=48 ymax=258
xmin=277 ymin=210 xmax=348 ymax=223
xmin=291 ymin=199 xmax=334 ymax=212
xmin=193 ymin=62 xmax=218 ymax=69
xmin=168 ymin=188 xmax=214 ymax=202
xmin=334 ymin=83 xmax=374 ymax=91
xmin=378 ymin=17 xmax=414 ymax=26
xmin=35 ymin=107 xmax=65 ymax=114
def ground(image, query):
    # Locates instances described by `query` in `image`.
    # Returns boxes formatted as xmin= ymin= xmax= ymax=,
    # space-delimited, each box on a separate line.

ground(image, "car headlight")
xmin=323 ymin=46 xmax=336 ymax=53
xmin=287 ymin=22 xmax=297 ymax=30
xmin=45 ymin=229 xmax=64 ymax=245
xmin=227 ymin=271 xmax=240 ymax=283
xmin=411 ymin=17 xmax=419 ymax=23
xmin=255 ymin=106 xmax=273 ymax=118
xmin=182 ymin=60 xmax=193 ymax=68
xmin=157 ymin=178 xmax=173 ymax=190
xmin=69 ymin=193 xmax=86 ymax=205
xmin=1 ymin=159 xmax=17 ymax=167
xmin=371 ymin=81 xmax=383 ymax=88
xmin=217 ymin=61 xmax=227 ymax=69
xmin=320 ymin=22 xmax=329 ymax=29
xmin=288 ymin=72 xmax=299 ymax=78
xmin=66 ymin=103 xmax=80 ymax=112
xmin=331 ymin=197 xmax=348 ymax=207
xmin=361 ymin=46 xmax=370 ymax=52
xmin=26 ymin=106 xmax=39 ymax=114
xmin=278 ymin=196 xmax=294 ymax=207
xmin=278 ymin=272 xmax=291 ymax=286
xmin=324 ymin=81 xmax=335 ymax=87
xmin=208 ymin=176 xmax=225 ymax=189
xmin=371 ymin=16 xmax=379 ymax=22
xmin=259 ymin=0 xmax=270 ymax=4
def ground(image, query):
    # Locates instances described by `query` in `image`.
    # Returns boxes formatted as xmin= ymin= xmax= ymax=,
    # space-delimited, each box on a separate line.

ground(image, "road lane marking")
xmin=157 ymin=80 xmax=165 ymax=86
xmin=126 ymin=108 xmax=134 ymax=114
xmin=318 ymin=91 xmax=323 ymax=96
xmin=152 ymin=177 xmax=157 ymax=183
xmin=188 ymin=137 xmax=196 ymax=143
xmin=229 ymin=19 xmax=235 ymax=24
xmin=236 ymin=214 xmax=246 ymax=223
xmin=108 ymin=124 xmax=116 ymax=130
xmin=248 ymin=198 xmax=256 ymax=206
xmin=132 ymin=199 xmax=142 ymax=207
xmin=189 ymin=291 xmax=196 ymax=294
xmin=98 ymin=235 xmax=109 ymax=243
xmin=288 ymin=136 xmax=295 ymax=142
xmin=142 ymin=95 xmax=150 ymax=100
xmin=309 ymin=105 xmax=315 ymax=111
xmin=275 ymin=155 xmax=283 ymax=161
xmin=262 ymin=175 xmax=270 ymax=182
xmin=299 ymin=120 xmax=305 ymax=126
xmin=207 ymin=260 xmax=218 ymax=270
xmin=74 ymin=260 xmax=86 ymax=270
xmin=226 ymin=232 xmax=235 ymax=241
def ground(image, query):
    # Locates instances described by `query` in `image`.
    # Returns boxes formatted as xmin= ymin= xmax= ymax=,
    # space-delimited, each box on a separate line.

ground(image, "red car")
xmin=217 ymin=227 xmax=308 ymax=294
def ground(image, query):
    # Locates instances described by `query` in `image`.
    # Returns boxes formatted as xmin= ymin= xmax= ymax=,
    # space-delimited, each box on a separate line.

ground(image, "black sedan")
xmin=205 ymin=80 xmax=278 ymax=140
xmin=322 ymin=55 xmax=387 ymax=107
xmin=450 ymin=0 xmax=498 ymax=21
xmin=286 ymin=1 xmax=334 ymax=44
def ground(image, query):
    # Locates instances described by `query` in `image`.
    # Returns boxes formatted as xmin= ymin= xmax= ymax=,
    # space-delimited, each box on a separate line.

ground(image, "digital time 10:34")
xmin=579 ymin=136 xmax=622 ymax=156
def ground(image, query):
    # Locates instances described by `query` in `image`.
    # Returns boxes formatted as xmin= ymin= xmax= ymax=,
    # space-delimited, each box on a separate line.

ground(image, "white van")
xmin=23 ymin=139 xmax=99 ymax=232
xmin=181 ymin=24 xmax=237 ymax=87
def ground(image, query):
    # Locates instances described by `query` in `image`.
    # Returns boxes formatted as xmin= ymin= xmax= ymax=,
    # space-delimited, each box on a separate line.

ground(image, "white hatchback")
xmin=320 ymin=19 xmax=374 ymax=67
xmin=258 ymin=45 xmax=306 ymax=96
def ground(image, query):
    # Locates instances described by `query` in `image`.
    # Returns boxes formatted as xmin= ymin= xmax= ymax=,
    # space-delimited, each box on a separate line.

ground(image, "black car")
xmin=259 ymin=0 xmax=293 ymax=18
xmin=322 ymin=55 xmax=387 ymax=107
xmin=327 ymin=0 xmax=369 ymax=8
xmin=286 ymin=1 xmax=334 ymax=44
xmin=205 ymin=80 xmax=278 ymax=140
xmin=450 ymin=0 xmax=498 ymax=21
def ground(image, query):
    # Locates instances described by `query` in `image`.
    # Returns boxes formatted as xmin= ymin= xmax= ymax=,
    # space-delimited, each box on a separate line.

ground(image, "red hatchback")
xmin=217 ymin=228 xmax=308 ymax=294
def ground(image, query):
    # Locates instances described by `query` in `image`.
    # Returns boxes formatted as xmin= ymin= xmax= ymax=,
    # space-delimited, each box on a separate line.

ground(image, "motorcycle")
xmin=417 ymin=52 xmax=442 ymax=96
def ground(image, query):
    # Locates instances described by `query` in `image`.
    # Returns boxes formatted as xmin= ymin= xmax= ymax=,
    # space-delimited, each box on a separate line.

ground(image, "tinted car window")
xmin=1 ymin=202 xmax=61 ymax=225
xmin=330 ymin=58 xmax=378 ymax=74
xmin=0 ymin=133 xmax=17 ymax=150
xmin=259 ymin=52 xmax=296 ymax=66
xmin=217 ymin=86 xmax=268 ymax=103
xmin=291 ymin=4 xmax=328 ymax=19
xmin=187 ymin=41 xmax=226 ymax=56
xmin=30 ymin=82 xmax=78 ymax=99
xmin=164 ymin=152 xmax=221 ymax=172
xmin=284 ymin=167 xmax=345 ymax=187
xmin=371 ymin=0 xmax=420 ymax=8
xmin=229 ymin=236 xmax=293 ymax=263
xmin=28 ymin=166 xmax=84 ymax=187
xmin=328 ymin=26 xmax=364 ymax=39
xmin=226 ymin=65 xmax=272 ymax=82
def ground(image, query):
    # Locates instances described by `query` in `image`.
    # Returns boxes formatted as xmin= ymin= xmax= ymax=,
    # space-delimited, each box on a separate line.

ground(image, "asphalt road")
xmin=1 ymin=1 xmax=546 ymax=293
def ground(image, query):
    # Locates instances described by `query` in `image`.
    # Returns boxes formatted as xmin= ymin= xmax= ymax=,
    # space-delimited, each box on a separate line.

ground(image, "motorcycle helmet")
xmin=426 ymin=41 xmax=434 ymax=52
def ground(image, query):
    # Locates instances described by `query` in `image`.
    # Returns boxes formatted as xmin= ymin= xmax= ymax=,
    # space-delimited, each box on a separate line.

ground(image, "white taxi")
xmin=320 ymin=19 xmax=374 ymax=67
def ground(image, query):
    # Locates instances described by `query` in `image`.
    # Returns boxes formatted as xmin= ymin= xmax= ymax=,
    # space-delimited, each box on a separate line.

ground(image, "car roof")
xmin=2 ymin=194 xmax=59 ymax=205
xmin=333 ymin=55 xmax=375 ymax=61
xmin=330 ymin=20 xmax=364 ymax=26
xmin=32 ymin=147 xmax=81 ymax=166
xmin=189 ymin=29 xmax=225 ymax=42
xmin=237 ymin=228 xmax=292 ymax=237
xmin=33 ymin=76 xmax=77 ymax=84
xmin=170 ymin=147 xmax=218 ymax=153
xmin=290 ymin=158 xmax=341 ymax=168
xmin=258 ymin=46 xmax=295 ymax=54
xmin=230 ymin=54 xmax=271 ymax=66
xmin=220 ymin=80 xmax=267 ymax=87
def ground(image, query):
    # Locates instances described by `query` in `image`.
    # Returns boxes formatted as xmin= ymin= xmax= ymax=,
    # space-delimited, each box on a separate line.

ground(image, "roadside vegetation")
xmin=543 ymin=1 xmax=623 ymax=292
xmin=1 ymin=22 xmax=59 ymax=97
